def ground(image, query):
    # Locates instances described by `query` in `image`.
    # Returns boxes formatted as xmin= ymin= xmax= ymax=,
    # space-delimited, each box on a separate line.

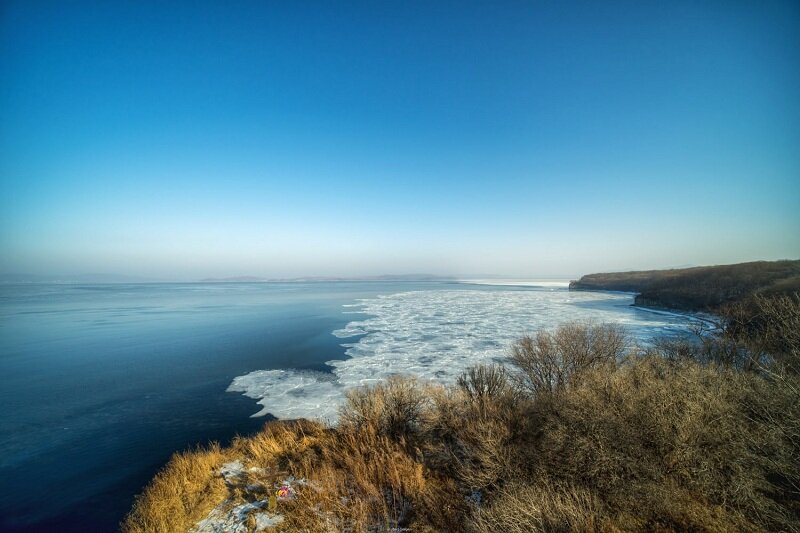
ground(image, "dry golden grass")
xmin=257 ymin=384 xmax=467 ymax=531
xmin=123 ymin=415 xmax=464 ymax=532
xmin=122 ymin=443 xmax=230 ymax=533
xmin=274 ymin=424 xmax=462 ymax=532
xmin=470 ymin=481 xmax=604 ymax=533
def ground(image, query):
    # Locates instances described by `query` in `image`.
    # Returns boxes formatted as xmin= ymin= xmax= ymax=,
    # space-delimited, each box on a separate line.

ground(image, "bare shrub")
xmin=510 ymin=322 xmax=626 ymax=395
xmin=683 ymin=292 xmax=800 ymax=374
xmin=752 ymin=292 xmax=800 ymax=375
xmin=419 ymin=366 xmax=530 ymax=492
xmin=243 ymin=418 xmax=466 ymax=532
xmin=649 ymin=335 xmax=700 ymax=362
xmin=530 ymin=356 xmax=800 ymax=531
xmin=456 ymin=364 xmax=522 ymax=417
xmin=339 ymin=375 xmax=430 ymax=443
xmin=446 ymin=412 xmax=513 ymax=491
xmin=457 ymin=364 xmax=511 ymax=402
xmin=279 ymin=425 xmax=436 ymax=531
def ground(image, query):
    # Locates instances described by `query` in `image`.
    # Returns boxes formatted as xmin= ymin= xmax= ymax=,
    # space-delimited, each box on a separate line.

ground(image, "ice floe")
xmin=459 ymin=279 xmax=572 ymax=288
xmin=227 ymin=369 xmax=341 ymax=420
xmin=229 ymin=288 xmax=698 ymax=422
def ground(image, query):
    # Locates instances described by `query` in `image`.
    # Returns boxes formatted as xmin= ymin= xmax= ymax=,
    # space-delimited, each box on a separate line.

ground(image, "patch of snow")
xmin=193 ymin=499 xmax=283 ymax=533
xmin=219 ymin=461 xmax=245 ymax=482
xmin=254 ymin=512 xmax=284 ymax=529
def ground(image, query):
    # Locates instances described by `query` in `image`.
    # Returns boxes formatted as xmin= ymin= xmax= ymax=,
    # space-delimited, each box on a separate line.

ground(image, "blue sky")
xmin=2 ymin=1 xmax=798 ymax=279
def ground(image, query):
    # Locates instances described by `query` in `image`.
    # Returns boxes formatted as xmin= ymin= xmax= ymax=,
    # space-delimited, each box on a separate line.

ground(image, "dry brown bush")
xmin=529 ymin=356 xmax=799 ymax=531
xmin=338 ymin=371 xmax=525 ymax=497
xmin=413 ymin=368 xmax=522 ymax=491
xmin=510 ymin=322 xmax=626 ymax=395
xmin=697 ymin=292 xmax=800 ymax=372
xmin=339 ymin=375 xmax=432 ymax=444
xmin=457 ymin=364 xmax=513 ymax=403
xmin=749 ymin=292 xmax=800 ymax=375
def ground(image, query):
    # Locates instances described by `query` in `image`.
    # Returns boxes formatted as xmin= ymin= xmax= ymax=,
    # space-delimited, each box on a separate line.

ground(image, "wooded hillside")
xmin=569 ymin=260 xmax=800 ymax=311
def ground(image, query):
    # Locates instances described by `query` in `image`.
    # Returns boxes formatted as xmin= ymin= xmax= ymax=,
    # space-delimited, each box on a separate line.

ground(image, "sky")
xmin=1 ymin=1 xmax=799 ymax=280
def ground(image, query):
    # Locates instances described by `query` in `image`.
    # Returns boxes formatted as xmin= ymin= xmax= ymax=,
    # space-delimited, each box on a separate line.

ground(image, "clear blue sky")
xmin=2 ymin=1 xmax=798 ymax=279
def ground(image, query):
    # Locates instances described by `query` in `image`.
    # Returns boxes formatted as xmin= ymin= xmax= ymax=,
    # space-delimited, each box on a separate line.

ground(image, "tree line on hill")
xmin=569 ymin=259 xmax=800 ymax=312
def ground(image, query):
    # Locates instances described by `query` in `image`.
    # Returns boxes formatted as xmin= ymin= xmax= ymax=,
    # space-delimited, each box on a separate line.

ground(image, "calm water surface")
xmin=0 ymin=282 xmax=437 ymax=532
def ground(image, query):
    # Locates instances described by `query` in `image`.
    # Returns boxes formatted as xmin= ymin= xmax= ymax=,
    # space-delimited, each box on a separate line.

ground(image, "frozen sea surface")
xmin=230 ymin=287 xmax=697 ymax=422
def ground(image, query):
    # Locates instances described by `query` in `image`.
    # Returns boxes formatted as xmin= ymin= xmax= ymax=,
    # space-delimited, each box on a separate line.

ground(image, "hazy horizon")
xmin=3 ymin=259 xmax=799 ymax=284
xmin=2 ymin=1 xmax=799 ymax=279
xmin=0 ymin=271 xmax=573 ymax=283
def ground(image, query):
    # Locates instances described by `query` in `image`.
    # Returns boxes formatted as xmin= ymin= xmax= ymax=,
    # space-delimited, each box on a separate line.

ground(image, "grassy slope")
xmin=569 ymin=259 xmax=800 ymax=311
xmin=123 ymin=317 xmax=800 ymax=533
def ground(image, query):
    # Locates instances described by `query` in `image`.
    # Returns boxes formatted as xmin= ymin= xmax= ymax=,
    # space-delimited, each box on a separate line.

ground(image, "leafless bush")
xmin=422 ymin=367 xmax=528 ymax=492
xmin=509 ymin=322 xmax=626 ymax=395
xmin=650 ymin=336 xmax=699 ymax=362
xmin=458 ymin=364 xmax=511 ymax=401
xmin=456 ymin=364 xmax=521 ymax=417
xmin=448 ymin=414 xmax=514 ymax=490
xmin=530 ymin=356 xmax=800 ymax=531
xmin=753 ymin=292 xmax=800 ymax=375
xmin=339 ymin=375 xmax=430 ymax=442
xmin=685 ymin=292 xmax=800 ymax=374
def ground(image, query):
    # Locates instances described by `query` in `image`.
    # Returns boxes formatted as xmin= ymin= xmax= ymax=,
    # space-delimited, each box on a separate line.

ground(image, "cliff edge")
xmin=569 ymin=259 xmax=800 ymax=312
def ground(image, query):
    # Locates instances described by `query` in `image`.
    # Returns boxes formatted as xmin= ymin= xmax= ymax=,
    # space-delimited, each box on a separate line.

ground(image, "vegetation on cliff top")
xmin=123 ymin=294 xmax=800 ymax=532
xmin=569 ymin=259 xmax=800 ymax=312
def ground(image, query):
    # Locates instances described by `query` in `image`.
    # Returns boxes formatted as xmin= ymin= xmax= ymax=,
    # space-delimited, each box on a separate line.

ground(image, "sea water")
xmin=0 ymin=281 xmax=696 ymax=532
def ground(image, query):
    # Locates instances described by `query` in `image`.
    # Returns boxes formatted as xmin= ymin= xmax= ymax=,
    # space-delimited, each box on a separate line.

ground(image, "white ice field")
xmin=228 ymin=286 xmax=698 ymax=422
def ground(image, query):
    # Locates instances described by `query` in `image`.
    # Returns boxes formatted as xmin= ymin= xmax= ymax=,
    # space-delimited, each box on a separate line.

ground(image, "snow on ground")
xmin=193 ymin=499 xmax=283 ymax=533
xmin=191 ymin=461 xmax=287 ymax=532
xmin=219 ymin=460 xmax=245 ymax=480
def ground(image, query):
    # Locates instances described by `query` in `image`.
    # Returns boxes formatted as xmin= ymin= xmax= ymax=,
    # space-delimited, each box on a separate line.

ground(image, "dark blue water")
xmin=0 ymin=281 xmax=452 ymax=532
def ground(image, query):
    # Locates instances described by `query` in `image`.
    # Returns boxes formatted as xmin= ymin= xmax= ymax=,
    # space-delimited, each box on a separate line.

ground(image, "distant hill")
xmin=569 ymin=260 xmax=800 ymax=312
xmin=199 ymin=276 xmax=270 ymax=282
